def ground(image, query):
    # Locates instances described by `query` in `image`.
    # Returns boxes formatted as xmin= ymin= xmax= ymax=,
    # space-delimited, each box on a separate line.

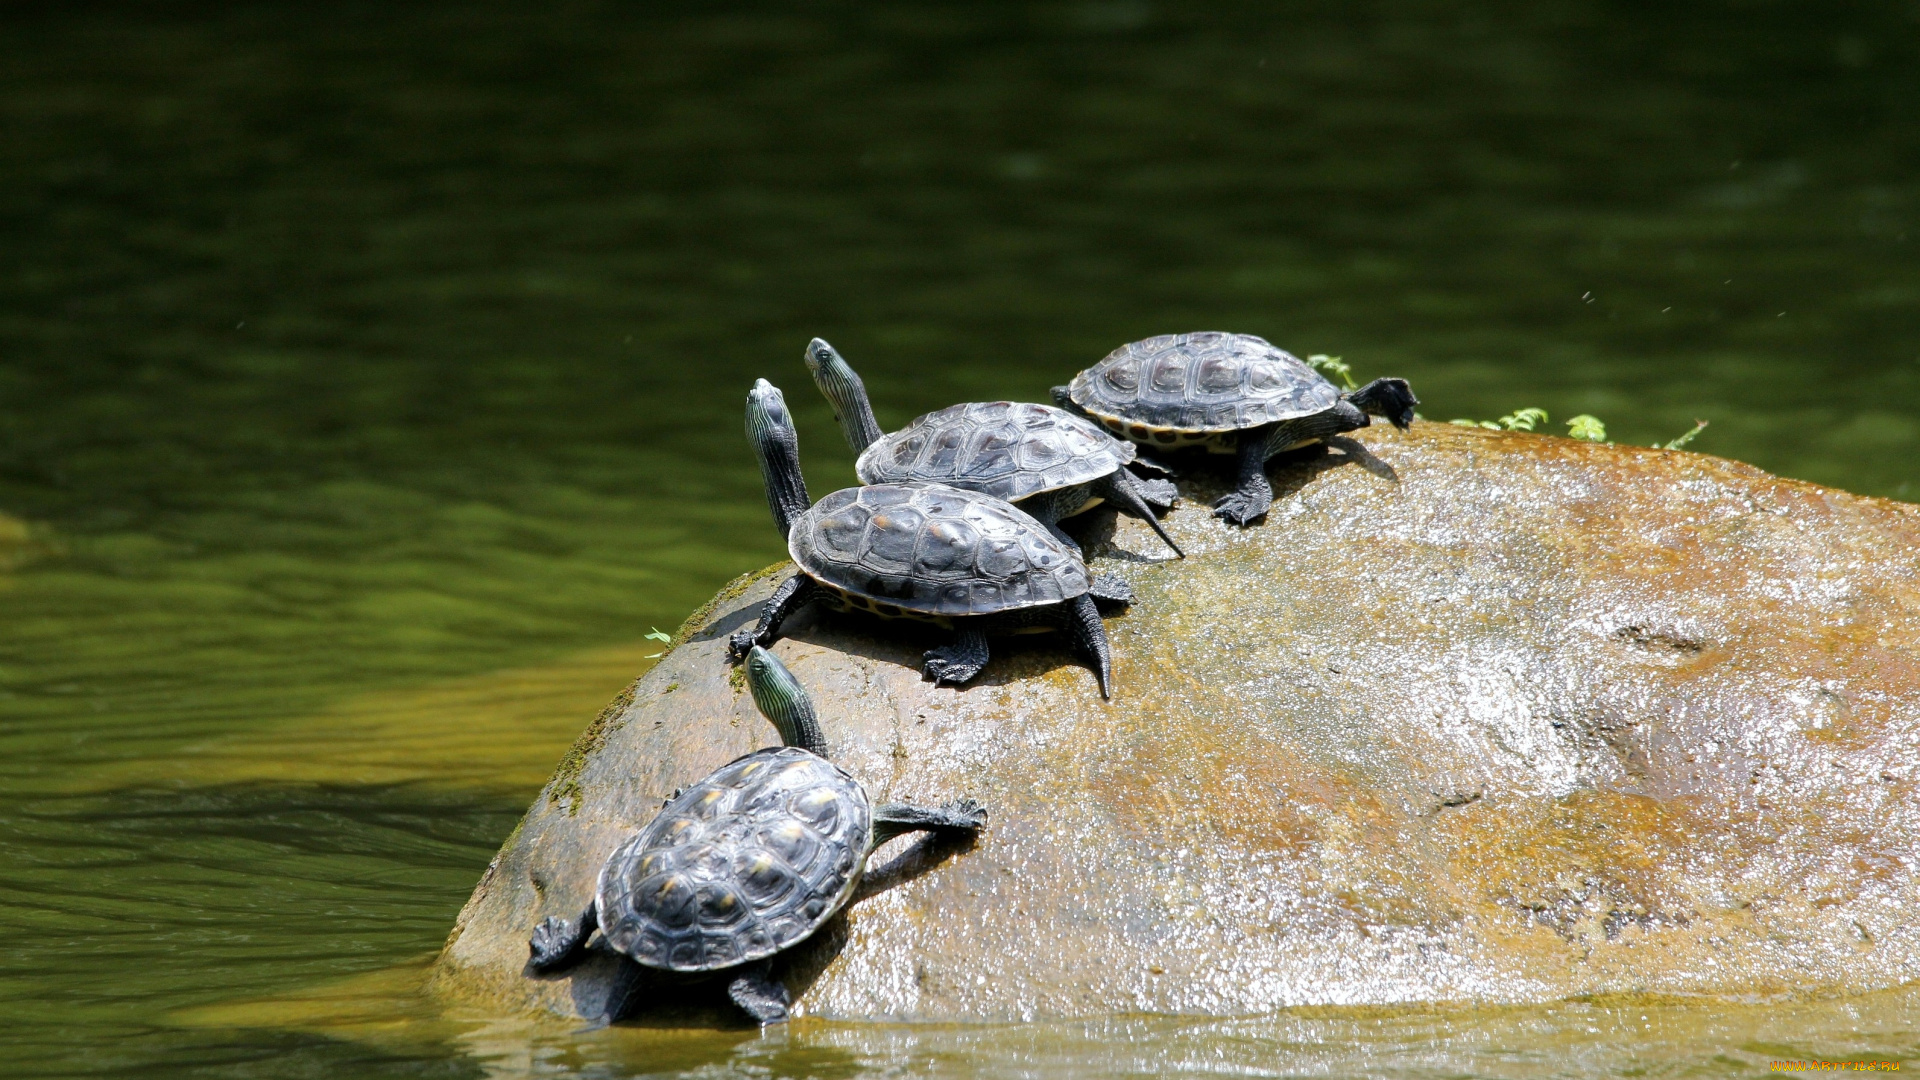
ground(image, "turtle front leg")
xmin=529 ymin=901 xmax=599 ymax=973
xmin=871 ymin=798 xmax=988 ymax=846
xmin=922 ymin=625 xmax=991 ymax=688
xmin=1059 ymin=592 xmax=1115 ymax=699
xmin=726 ymin=573 xmax=820 ymax=664
xmin=1133 ymin=474 xmax=1179 ymax=511
xmin=1211 ymin=426 xmax=1276 ymax=526
xmin=726 ymin=959 xmax=791 ymax=1026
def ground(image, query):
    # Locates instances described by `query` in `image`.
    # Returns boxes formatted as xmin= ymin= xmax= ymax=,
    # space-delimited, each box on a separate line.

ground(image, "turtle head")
xmin=1049 ymin=385 xmax=1085 ymax=416
xmin=746 ymin=645 xmax=828 ymax=757
xmin=803 ymin=337 xmax=885 ymax=454
xmin=746 ymin=379 xmax=811 ymax=539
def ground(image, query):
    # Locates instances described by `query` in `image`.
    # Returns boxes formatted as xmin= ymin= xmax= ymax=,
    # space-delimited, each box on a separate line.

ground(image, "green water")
xmin=2 ymin=1 xmax=1916 ymax=1076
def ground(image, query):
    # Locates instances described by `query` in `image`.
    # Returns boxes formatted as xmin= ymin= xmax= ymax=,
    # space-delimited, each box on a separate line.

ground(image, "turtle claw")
xmin=921 ymin=653 xmax=984 ymax=688
xmin=938 ymin=797 xmax=989 ymax=831
xmin=725 ymin=629 xmax=760 ymax=665
xmin=529 ymin=916 xmax=583 ymax=971
xmin=1211 ymin=491 xmax=1271 ymax=527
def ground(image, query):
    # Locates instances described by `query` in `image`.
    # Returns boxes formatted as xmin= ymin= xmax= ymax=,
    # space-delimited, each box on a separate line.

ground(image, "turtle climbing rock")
xmin=527 ymin=645 xmax=986 ymax=1026
xmin=804 ymin=338 xmax=1181 ymax=558
xmin=725 ymin=378 xmax=1133 ymax=698
xmin=1053 ymin=331 xmax=1418 ymax=526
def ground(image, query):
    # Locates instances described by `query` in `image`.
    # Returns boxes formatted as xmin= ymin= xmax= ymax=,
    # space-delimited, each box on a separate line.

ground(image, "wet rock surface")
xmin=432 ymin=424 xmax=1920 ymax=1023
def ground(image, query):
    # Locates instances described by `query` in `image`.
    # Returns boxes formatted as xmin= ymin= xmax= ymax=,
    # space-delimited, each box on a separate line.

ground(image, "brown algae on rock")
xmin=432 ymin=423 xmax=1920 ymax=1023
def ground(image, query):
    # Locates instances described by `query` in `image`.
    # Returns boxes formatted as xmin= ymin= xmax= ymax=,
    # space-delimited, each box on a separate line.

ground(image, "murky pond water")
xmin=2 ymin=2 xmax=1916 ymax=1076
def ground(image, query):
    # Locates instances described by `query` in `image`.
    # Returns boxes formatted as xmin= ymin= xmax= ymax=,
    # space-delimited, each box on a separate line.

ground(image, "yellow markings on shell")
xmin=667 ymin=819 xmax=692 ymax=835
xmin=749 ymin=854 xmax=774 ymax=874
xmin=801 ymin=789 xmax=837 ymax=807
xmin=872 ymin=513 xmax=892 ymax=530
xmin=700 ymin=789 xmax=724 ymax=805
xmin=714 ymin=892 xmax=736 ymax=911
xmin=775 ymin=822 xmax=805 ymax=840
xmin=738 ymin=762 xmax=764 ymax=778
xmin=657 ymin=876 xmax=684 ymax=899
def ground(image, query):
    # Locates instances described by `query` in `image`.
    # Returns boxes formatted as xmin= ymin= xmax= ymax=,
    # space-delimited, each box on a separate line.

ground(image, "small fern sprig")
xmin=1565 ymin=415 xmax=1607 ymax=442
xmin=1450 ymin=407 xmax=1550 ymax=433
xmin=1305 ymin=354 xmax=1357 ymax=391
xmin=1660 ymin=419 xmax=1708 ymax=450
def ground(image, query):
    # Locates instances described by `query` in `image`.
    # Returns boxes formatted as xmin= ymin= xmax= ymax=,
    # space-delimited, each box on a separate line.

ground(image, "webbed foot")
xmin=1135 ymin=476 xmax=1178 ymax=510
xmin=934 ymin=797 xmax=989 ymax=831
xmin=529 ymin=918 xmax=575 ymax=969
xmin=1087 ymin=574 xmax=1133 ymax=610
xmin=922 ymin=629 xmax=990 ymax=688
xmin=529 ymin=904 xmax=598 ymax=973
xmin=726 ymin=962 xmax=791 ymax=1026
xmin=1211 ymin=489 xmax=1271 ymax=527
xmin=725 ymin=628 xmax=761 ymax=665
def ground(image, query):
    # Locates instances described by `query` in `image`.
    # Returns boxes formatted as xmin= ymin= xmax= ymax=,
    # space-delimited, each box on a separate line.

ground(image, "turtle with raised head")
xmin=527 ymin=645 xmax=986 ymax=1026
xmin=1052 ymin=331 xmax=1418 ymax=526
xmin=725 ymin=378 xmax=1132 ymax=698
xmin=804 ymin=337 xmax=1182 ymax=558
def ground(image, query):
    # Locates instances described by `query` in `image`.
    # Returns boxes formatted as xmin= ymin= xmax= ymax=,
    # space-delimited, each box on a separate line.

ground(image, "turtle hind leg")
xmin=529 ymin=902 xmax=599 ymax=973
xmin=726 ymin=573 xmax=820 ymax=664
xmin=922 ymin=625 xmax=991 ymax=688
xmin=726 ymin=960 xmax=791 ymax=1026
xmin=1061 ymin=593 xmax=1115 ymax=699
xmin=1348 ymin=377 xmax=1418 ymax=429
xmin=871 ymin=798 xmax=988 ymax=846
xmin=1211 ymin=426 xmax=1275 ymax=527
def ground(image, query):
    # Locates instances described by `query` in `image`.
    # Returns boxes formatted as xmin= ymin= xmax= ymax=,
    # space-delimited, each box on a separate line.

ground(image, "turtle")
xmin=803 ymin=337 xmax=1183 ymax=559
xmin=1052 ymin=331 xmax=1419 ymax=526
xmin=527 ymin=644 xmax=986 ymax=1026
xmin=724 ymin=378 xmax=1133 ymax=698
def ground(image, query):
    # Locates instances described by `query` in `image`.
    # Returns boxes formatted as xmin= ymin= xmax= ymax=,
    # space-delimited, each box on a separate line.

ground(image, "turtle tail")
xmin=1101 ymin=471 xmax=1183 ymax=559
xmin=1063 ymin=592 xmax=1114 ymax=700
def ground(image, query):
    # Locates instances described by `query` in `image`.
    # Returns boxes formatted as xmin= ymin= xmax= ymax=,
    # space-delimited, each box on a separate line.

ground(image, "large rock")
xmin=431 ymin=424 xmax=1920 ymax=1023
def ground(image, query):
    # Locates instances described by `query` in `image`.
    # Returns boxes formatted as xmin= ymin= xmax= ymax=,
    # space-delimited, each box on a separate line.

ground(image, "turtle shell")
xmin=854 ymin=401 xmax=1135 ymax=502
xmin=1067 ymin=331 xmax=1340 ymax=438
xmin=595 ymin=746 xmax=871 ymax=973
xmin=790 ymin=482 xmax=1089 ymax=616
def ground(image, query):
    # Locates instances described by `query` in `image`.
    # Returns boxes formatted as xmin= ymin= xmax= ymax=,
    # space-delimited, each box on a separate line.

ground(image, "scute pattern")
xmin=855 ymin=401 xmax=1135 ymax=501
xmin=597 ymin=747 xmax=870 ymax=973
xmin=1068 ymin=331 xmax=1341 ymax=433
xmin=791 ymin=482 xmax=1090 ymax=615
